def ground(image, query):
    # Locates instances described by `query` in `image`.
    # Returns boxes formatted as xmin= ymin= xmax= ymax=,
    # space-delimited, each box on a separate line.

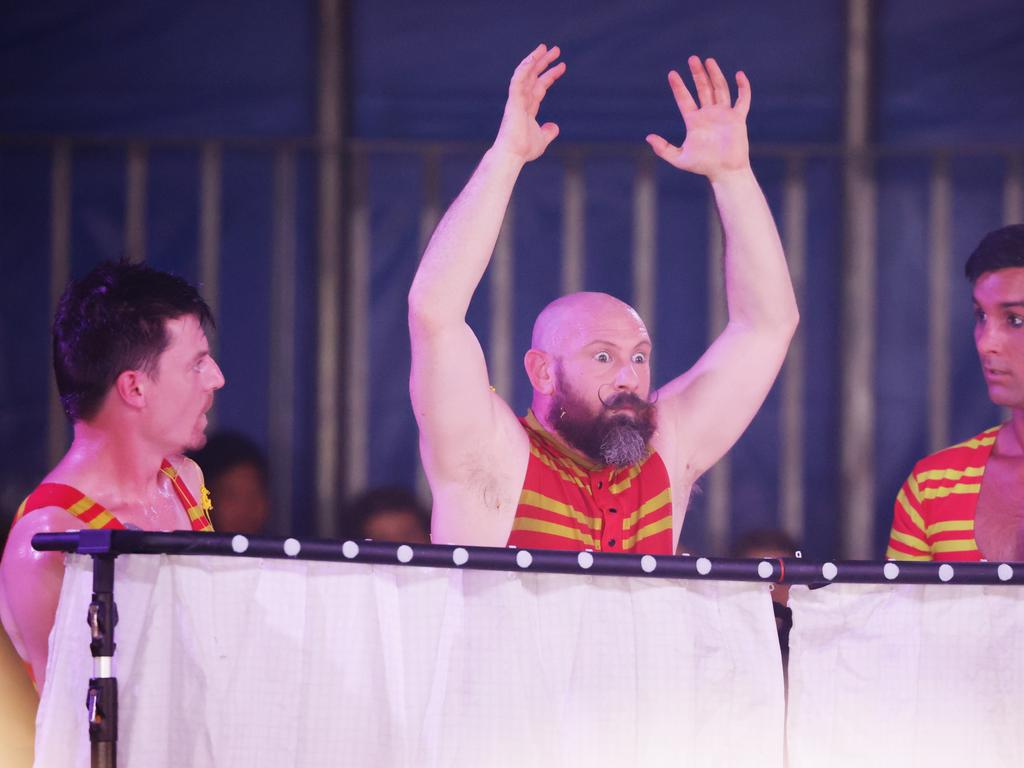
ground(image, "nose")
xmin=614 ymin=362 xmax=640 ymax=391
xmin=207 ymin=357 xmax=226 ymax=390
xmin=976 ymin=319 xmax=1001 ymax=356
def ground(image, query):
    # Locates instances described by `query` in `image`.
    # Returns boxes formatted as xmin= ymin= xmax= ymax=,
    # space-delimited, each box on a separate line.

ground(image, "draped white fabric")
xmin=35 ymin=554 xmax=784 ymax=768
xmin=787 ymin=582 xmax=1024 ymax=767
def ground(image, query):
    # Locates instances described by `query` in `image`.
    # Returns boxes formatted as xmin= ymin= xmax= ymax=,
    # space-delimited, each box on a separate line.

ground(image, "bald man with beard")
xmin=409 ymin=45 xmax=798 ymax=553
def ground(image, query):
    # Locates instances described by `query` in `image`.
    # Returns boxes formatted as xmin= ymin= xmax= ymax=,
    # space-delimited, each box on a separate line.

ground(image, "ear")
xmin=114 ymin=370 xmax=147 ymax=409
xmin=524 ymin=349 xmax=556 ymax=395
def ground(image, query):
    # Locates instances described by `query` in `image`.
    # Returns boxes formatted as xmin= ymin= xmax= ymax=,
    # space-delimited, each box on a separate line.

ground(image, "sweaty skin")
xmin=0 ymin=315 xmax=224 ymax=689
xmin=409 ymin=45 xmax=798 ymax=548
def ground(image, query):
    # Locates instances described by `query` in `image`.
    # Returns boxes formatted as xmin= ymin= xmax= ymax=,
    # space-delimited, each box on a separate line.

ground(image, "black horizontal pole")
xmin=32 ymin=530 xmax=1024 ymax=587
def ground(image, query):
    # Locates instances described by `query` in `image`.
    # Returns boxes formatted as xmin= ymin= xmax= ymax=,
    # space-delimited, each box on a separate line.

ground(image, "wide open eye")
xmin=631 ymin=352 xmax=647 ymax=364
xmin=594 ymin=351 xmax=611 ymax=363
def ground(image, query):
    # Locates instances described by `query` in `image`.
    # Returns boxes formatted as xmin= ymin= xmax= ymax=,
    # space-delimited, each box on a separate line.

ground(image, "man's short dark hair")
xmin=964 ymin=224 xmax=1024 ymax=284
xmin=53 ymin=260 xmax=213 ymax=422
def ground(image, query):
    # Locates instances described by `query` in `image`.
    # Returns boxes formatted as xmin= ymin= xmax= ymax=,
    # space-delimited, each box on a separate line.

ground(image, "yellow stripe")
xmin=621 ymin=488 xmax=672 ymax=532
xmin=916 ymin=466 xmax=985 ymax=483
xmin=510 ymin=516 xmax=596 ymax=548
xmin=161 ymin=464 xmax=179 ymax=481
xmin=895 ymin=489 xmax=926 ymax=534
xmin=888 ymin=528 xmax=928 ymax=552
xmin=609 ymin=463 xmax=644 ymax=494
xmin=66 ymin=496 xmax=94 ymax=518
xmin=885 ymin=547 xmax=932 ymax=561
xmin=919 ymin=483 xmax=982 ymax=500
xmin=907 ymin=473 xmax=922 ymax=504
xmin=88 ymin=511 xmax=115 ymax=529
xmin=926 ymin=519 xmax=974 ymax=536
xmin=951 ymin=431 xmax=998 ymax=450
xmin=931 ymin=539 xmax=978 ymax=554
xmin=530 ymin=446 xmax=588 ymax=490
xmin=517 ymin=489 xmax=602 ymax=529
xmin=625 ymin=514 xmax=673 ymax=548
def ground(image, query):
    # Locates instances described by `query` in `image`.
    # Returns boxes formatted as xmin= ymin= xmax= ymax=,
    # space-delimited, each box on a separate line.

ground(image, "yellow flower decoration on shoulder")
xmin=200 ymin=485 xmax=213 ymax=513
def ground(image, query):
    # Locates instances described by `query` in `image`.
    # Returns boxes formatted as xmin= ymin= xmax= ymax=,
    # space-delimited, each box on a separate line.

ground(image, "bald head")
xmin=532 ymin=292 xmax=648 ymax=355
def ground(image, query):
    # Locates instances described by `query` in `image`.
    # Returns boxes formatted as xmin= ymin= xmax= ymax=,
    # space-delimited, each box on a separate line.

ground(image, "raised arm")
xmin=409 ymin=46 xmax=565 ymax=540
xmin=647 ymin=56 xmax=799 ymax=478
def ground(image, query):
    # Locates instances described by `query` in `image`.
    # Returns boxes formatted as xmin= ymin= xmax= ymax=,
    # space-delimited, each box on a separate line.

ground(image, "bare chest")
xmin=109 ymin=489 xmax=188 ymax=531
xmin=974 ymin=456 xmax=1024 ymax=561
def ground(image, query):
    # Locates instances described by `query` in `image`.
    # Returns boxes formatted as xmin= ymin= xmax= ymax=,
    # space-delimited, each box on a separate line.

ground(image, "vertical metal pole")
xmin=927 ymin=155 xmax=952 ymax=452
xmin=344 ymin=151 xmax=369 ymax=500
xmin=489 ymin=199 xmax=515 ymax=398
xmin=839 ymin=0 xmax=877 ymax=558
xmin=706 ymin=198 xmax=730 ymax=554
xmin=780 ymin=156 xmax=807 ymax=543
xmin=48 ymin=141 xmax=72 ymax=467
xmin=1004 ymin=154 xmax=1023 ymax=225
xmin=632 ymin=152 xmax=657 ymax=337
xmin=198 ymin=141 xmax=223 ymax=428
xmin=316 ymin=0 xmax=344 ymax=537
xmin=269 ymin=149 xmax=298 ymax=534
xmin=123 ymin=143 xmax=148 ymax=263
xmin=561 ymin=152 xmax=585 ymax=295
xmin=87 ymin=553 xmax=118 ymax=768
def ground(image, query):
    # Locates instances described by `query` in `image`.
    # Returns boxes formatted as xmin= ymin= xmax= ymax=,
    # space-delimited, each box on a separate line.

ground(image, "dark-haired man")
xmin=409 ymin=46 xmax=798 ymax=552
xmin=888 ymin=224 xmax=1024 ymax=561
xmin=0 ymin=261 xmax=224 ymax=688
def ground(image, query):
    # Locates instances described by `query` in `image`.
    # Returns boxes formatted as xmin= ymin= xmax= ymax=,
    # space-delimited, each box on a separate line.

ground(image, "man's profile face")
xmin=143 ymin=315 xmax=225 ymax=453
xmin=973 ymin=266 xmax=1024 ymax=409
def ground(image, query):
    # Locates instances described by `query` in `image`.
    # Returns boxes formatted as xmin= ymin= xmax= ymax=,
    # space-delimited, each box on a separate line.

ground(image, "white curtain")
xmin=787 ymin=582 xmax=1024 ymax=767
xmin=36 ymin=554 xmax=784 ymax=767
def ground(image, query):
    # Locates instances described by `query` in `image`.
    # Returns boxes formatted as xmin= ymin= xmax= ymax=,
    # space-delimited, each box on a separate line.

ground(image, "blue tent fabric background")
xmin=2 ymin=1 xmax=1023 ymax=556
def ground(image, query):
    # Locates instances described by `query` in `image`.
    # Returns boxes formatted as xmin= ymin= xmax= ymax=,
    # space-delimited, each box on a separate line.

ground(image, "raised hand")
xmin=646 ymin=56 xmax=751 ymax=180
xmin=493 ymin=44 xmax=567 ymax=164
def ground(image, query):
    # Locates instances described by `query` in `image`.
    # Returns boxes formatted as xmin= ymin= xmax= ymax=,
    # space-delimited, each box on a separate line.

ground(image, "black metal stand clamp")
xmin=80 ymin=530 xmax=119 ymax=768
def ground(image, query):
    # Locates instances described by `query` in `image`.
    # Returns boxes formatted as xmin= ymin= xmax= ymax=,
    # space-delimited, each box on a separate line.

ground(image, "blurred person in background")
xmin=343 ymin=486 xmax=431 ymax=544
xmin=732 ymin=528 xmax=800 ymax=673
xmin=189 ymin=430 xmax=271 ymax=535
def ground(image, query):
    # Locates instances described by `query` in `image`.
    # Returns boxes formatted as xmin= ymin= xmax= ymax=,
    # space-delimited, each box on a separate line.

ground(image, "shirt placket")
xmin=591 ymin=467 xmax=622 ymax=552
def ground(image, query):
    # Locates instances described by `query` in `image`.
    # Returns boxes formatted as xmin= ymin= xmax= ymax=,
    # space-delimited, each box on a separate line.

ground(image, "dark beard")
xmin=549 ymin=385 xmax=656 ymax=468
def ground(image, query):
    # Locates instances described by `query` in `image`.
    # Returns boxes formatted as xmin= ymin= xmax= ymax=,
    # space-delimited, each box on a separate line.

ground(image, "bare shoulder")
xmin=1 ymin=506 xmax=80 ymax=577
xmin=164 ymin=454 xmax=205 ymax=492
xmin=426 ymin=408 xmax=532 ymax=546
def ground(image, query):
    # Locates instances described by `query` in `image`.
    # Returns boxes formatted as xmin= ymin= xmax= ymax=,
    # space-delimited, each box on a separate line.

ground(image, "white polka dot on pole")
xmin=397 ymin=545 xmax=414 ymax=563
xmin=231 ymin=535 xmax=249 ymax=554
xmin=998 ymin=563 xmax=1014 ymax=582
xmin=452 ymin=547 xmax=469 ymax=566
xmin=938 ymin=564 xmax=954 ymax=582
xmin=577 ymin=551 xmax=594 ymax=569
xmin=342 ymin=540 xmax=359 ymax=559
xmin=283 ymin=538 xmax=301 ymax=557
xmin=757 ymin=561 xmax=773 ymax=579
xmin=641 ymin=555 xmax=657 ymax=574
xmin=516 ymin=550 xmax=533 ymax=568
xmin=883 ymin=562 xmax=899 ymax=580
xmin=822 ymin=562 xmax=838 ymax=581
xmin=696 ymin=557 xmax=712 ymax=576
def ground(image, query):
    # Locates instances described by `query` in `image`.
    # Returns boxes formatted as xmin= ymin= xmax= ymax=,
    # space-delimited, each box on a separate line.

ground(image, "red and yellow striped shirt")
xmin=13 ymin=458 xmax=215 ymax=533
xmin=886 ymin=426 xmax=1000 ymax=561
xmin=507 ymin=411 xmax=674 ymax=554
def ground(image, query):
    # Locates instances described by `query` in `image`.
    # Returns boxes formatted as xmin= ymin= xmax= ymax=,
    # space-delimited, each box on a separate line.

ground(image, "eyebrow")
xmin=584 ymin=339 xmax=651 ymax=349
xmin=974 ymin=300 xmax=1024 ymax=309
